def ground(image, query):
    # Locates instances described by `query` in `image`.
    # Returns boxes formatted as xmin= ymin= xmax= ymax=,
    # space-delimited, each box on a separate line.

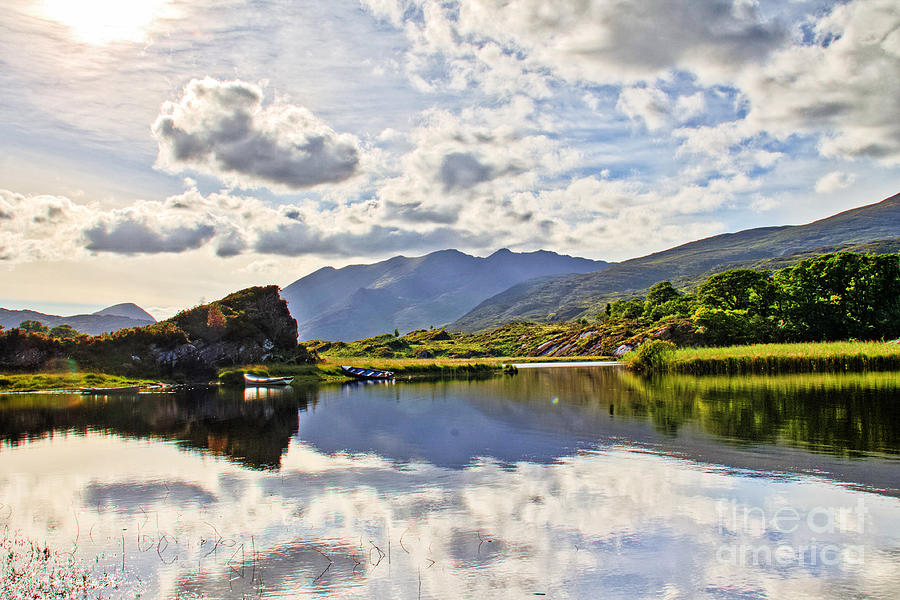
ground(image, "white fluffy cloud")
xmin=371 ymin=99 xmax=582 ymax=234
xmin=364 ymin=0 xmax=900 ymax=168
xmin=152 ymin=78 xmax=363 ymax=191
xmin=363 ymin=0 xmax=786 ymax=88
xmin=815 ymin=171 xmax=856 ymax=194
xmin=617 ymin=86 xmax=671 ymax=132
xmin=0 ymin=190 xmax=95 ymax=262
xmin=739 ymin=0 xmax=900 ymax=163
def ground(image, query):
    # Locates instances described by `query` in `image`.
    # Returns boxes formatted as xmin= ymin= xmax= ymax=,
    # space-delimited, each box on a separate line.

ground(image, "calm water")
xmin=1 ymin=367 xmax=899 ymax=599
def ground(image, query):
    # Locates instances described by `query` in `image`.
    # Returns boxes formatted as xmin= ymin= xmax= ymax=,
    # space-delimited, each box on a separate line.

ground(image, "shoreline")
xmin=625 ymin=340 xmax=900 ymax=375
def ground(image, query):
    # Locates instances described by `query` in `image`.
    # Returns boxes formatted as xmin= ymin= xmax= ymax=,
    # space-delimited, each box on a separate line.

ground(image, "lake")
xmin=1 ymin=367 xmax=899 ymax=599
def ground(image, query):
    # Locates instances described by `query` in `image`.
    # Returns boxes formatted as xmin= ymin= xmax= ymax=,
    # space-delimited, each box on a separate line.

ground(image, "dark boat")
xmin=244 ymin=373 xmax=294 ymax=386
xmin=340 ymin=366 xmax=395 ymax=380
xmin=80 ymin=385 xmax=140 ymax=394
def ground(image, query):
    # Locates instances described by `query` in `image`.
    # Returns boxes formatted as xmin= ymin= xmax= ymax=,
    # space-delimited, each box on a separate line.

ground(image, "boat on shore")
xmin=243 ymin=373 xmax=294 ymax=386
xmin=80 ymin=385 xmax=140 ymax=394
xmin=340 ymin=366 xmax=395 ymax=380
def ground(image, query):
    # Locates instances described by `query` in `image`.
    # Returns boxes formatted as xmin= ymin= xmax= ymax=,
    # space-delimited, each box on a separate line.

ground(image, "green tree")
xmin=697 ymin=269 xmax=776 ymax=316
xmin=610 ymin=298 xmax=645 ymax=320
xmin=775 ymin=253 xmax=900 ymax=341
xmin=645 ymin=281 xmax=681 ymax=306
xmin=49 ymin=324 xmax=80 ymax=339
xmin=19 ymin=320 xmax=49 ymax=335
xmin=394 ymin=328 xmax=400 ymax=337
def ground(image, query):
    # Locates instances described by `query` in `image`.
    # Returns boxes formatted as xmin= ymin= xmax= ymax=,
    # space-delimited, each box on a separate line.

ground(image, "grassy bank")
xmin=1 ymin=357 xmax=519 ymax=392
xmin=626 ymin=340 xmax=900 ymax=375
xmin=0 ymin=372 xmax=155 ymax=392
xmin=217 ymin=356 xmax=518 ymax=386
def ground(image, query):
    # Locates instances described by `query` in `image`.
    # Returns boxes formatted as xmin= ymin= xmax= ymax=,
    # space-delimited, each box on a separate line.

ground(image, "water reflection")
xmin=0 ymin=369 xmax=898 ymax=599
xmin=0 ymin=385 xmax=315 ymax=469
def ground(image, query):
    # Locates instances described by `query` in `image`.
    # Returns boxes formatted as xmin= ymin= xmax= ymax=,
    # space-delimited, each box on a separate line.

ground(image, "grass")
xmin=222 ymin=357 xmax=516 ymax=385
xmin=3 ymin=357 xmax=522 ymax=392
xmin=633 ymin=340 xmax=900 ymax=375
xmin=0 ymin=372 xmax=155 ymax=392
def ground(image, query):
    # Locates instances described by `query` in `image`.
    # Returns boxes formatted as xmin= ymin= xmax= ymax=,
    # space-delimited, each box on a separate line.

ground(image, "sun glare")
xmin=42 ymin=0 xmax=170 ymax=44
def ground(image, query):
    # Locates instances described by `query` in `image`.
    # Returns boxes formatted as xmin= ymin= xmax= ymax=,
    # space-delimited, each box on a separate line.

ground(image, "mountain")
xmin=92 ymin=303 xmax=155 ymax=322
xmin=450 ymin=192 xmax=900 ymax=332
xmin=282 ymin=248 xmax=609 ymax=341
xmin=0 ymin=303 xmax=156 ymax=336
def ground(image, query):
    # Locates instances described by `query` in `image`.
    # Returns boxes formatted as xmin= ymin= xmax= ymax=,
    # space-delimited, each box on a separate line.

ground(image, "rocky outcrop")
xmin=0 ymin=286 xmax=305 ymax=379
xmin=149 ymin=286 xmax=300 ymax=374
xmin=523 ymin=319 xmax=701 ymax=358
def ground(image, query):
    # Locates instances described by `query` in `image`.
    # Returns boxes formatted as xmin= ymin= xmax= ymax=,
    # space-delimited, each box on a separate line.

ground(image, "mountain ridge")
xmin=450 ymin=192 xmax=900 ymax=332
xmin=0 ymin=303 xmax=156 ymax=336
xmin=282 ymin=248 xmax=609 ymax=341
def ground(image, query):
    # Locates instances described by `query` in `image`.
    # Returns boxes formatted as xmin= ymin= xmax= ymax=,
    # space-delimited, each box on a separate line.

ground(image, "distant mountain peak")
xmin=94 ymin=303 xmax=156 ymax=322
xmin=0 ymin=302 xmax=156 ymax=336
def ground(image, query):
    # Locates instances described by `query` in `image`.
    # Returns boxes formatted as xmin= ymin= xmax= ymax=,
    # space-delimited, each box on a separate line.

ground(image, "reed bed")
xmin=662 ymin=341 xmax=900 ymax=375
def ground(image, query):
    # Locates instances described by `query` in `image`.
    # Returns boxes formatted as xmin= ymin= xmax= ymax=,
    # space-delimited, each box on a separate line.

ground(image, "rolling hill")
xmin=450 ymin=192 xmax=900 ymax=332
xmin=282 ymin=248 xmax=608 ymax=341
xmin=0 ymin=303 xmax=156 ymax=335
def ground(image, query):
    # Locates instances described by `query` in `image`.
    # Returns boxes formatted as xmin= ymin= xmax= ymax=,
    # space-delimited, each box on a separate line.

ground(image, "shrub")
xmin=624 ymin=339 xmax=676 ymax=374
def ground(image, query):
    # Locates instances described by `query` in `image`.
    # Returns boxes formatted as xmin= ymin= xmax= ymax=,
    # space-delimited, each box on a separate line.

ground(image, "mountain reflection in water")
xmin=0 ymin=368 xmax=898 ymax=599
xmin=2 ymin=369 xmax=898 ymax=479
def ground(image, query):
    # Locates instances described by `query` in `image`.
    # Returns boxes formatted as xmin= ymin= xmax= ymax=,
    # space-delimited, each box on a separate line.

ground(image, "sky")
xmin=1 ymin=0 xmax=899 ymax=318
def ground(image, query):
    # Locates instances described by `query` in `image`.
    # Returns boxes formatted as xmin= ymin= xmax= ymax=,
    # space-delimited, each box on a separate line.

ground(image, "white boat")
xmin=243 ymin=373 xmax=294 ymax=386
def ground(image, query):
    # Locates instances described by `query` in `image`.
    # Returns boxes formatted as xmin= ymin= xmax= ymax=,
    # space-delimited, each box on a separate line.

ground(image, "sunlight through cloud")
xmin=42 ymin=0 xmax=171 ymax=44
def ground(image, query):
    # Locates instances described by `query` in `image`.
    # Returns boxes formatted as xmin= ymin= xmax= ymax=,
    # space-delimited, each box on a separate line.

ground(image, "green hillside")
xmin=450 ymin=192 xmax=900 ymax=331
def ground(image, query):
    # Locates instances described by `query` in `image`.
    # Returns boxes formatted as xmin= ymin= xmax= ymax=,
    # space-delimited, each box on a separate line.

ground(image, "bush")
xmin=624 ymin=339 xmax=676 ymax=374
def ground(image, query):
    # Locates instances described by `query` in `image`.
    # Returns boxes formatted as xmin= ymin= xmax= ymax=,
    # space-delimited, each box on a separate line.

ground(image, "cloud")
xmin=738 ymin=0 xmax=900 ymax=163
xmin=439 ymin=152 xmax=493 ymax=191
xmin=815 ymin=171 xmax=856 ymax=194
xmin=253 ymin=221 xmax=491 ymax=257
xmin=363 ymin=0 xmax=787 ymax=88
xmin=617 ymin=86 xmax=671 ymax=131
xmin=372 ymin=99 xmax=578 ymax=229
xmin=0 ymin=189 xmax=95 ymax=262
xmin=152 ymin=77 xmax=362 ymax=190
xmin=84 ymin=219 xmax=215 ymax=254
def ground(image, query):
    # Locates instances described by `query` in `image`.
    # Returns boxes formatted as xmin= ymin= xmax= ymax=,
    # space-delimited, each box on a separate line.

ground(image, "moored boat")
xmin=243 ymin=373 xmax=294 ymax=386
xmin=340 ymin=366 xmax=395 ymax=380
xmin=80 ymin=385 xmax=140 ymax=394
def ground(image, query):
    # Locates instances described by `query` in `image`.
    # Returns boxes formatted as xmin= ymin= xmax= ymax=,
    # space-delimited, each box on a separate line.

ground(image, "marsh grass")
xmin=647 ymin=341 xmax=900 ymax=375
xmin=0 ymin=529 xmax=128 ymax=598
xmin=0 ymin=372 xmax=153 ymax=392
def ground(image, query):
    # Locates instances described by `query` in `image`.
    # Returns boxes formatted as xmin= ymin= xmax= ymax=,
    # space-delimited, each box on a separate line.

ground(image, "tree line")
xmin=602 ymin=251 xmax=900 ymax=345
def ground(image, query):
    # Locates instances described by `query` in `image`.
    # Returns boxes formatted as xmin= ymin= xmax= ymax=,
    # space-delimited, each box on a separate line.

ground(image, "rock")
xmin=613 ymin=344 xmax=634 ymax=358
xmin=415 ymin=349 xmax=434 ymax=359
xmin=651 ymin=326 xmax=672 ymax=340
xmin=534 ymin=339 xmax=562 ymax=356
